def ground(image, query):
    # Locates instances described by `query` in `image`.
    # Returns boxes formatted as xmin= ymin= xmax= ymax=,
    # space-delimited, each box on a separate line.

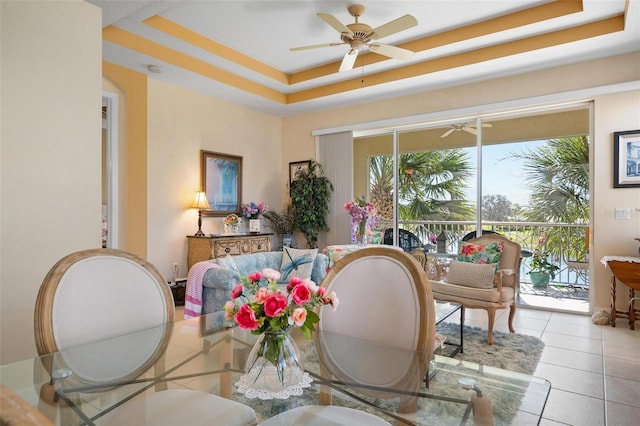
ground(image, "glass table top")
xmin=1 ymin=312 xmax=549 ymax=425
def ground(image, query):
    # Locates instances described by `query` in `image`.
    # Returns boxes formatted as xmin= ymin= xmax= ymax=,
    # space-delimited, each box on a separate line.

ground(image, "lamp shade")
xmin=191 ymin=191 xmax=210 ymax=210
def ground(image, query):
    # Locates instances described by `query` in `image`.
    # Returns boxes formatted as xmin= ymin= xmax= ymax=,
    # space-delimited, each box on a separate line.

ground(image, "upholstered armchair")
xmin=429 ymin=234 xmax=521 ymax=345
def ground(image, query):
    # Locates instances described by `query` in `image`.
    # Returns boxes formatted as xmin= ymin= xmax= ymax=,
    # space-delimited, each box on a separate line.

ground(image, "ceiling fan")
xmin=290 ymin=4 xmax=418 ymax=72
xmin=441 ymin=122 xmax=493 ymax=138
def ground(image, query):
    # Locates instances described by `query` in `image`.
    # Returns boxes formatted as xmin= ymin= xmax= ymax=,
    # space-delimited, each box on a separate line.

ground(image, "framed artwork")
xmin=289 ymin=160 xmax=311 ymax=185
xmin=613 ymin=130 xmax=640 ymax=188
xmin=200 ymin=150 xmax=242 ymax=216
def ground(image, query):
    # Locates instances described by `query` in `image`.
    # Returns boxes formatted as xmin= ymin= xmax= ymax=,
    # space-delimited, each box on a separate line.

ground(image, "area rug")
xmin=436 ymin=322 xmax=545 ymax=375
xmin=232 ymin=328 xmax=545 ymax=425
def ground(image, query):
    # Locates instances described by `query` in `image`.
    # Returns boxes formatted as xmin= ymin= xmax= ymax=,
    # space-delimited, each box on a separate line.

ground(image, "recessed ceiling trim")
xmin=143 ymin=15 xmax=290 ymax=85
xmin=103 ymin=25 xmax=287 ymax=104
xmin=289 ymin=0 xmax=585 ymax=84
xmin=103 ymin=7 xmax=626 ymax=107
xmin=287 ymin=15 xmax=625 ymax=104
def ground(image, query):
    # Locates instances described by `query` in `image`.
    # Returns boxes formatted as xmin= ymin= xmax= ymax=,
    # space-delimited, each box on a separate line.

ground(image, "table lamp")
xmin=191 ymin=190 xmax=210 ymax=237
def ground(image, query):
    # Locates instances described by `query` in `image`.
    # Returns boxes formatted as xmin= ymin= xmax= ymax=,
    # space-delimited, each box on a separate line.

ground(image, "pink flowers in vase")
xmin=344 ymin=197 xmax=379 ymax=244
xmin=224 ymin=268 xmax=339 ymax=339
xmin=241 ymin=202 xmax=267 ymax=219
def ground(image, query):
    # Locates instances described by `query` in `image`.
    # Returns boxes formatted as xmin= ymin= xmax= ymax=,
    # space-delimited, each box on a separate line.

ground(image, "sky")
xmin=464 ymin=140 xmax=547 ymax=206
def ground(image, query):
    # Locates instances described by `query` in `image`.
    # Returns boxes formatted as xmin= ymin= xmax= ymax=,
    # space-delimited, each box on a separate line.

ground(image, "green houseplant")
xmin=289 ymin=160 xmax=333 ymax=249
xmin=528 ymin=249 xmax=560 ymax=288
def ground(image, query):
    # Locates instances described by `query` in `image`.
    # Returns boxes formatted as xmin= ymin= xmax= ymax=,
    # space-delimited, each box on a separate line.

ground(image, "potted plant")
xmin=263 ymin=205 xmax=296 ymax=248
xmin=528 ymin=249 xmax=560 ymax=288
xmin=289 ymin=160 xmax=334 ymax=249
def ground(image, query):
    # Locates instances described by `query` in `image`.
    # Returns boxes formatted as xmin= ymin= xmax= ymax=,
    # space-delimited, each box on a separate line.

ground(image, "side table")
xmin=601 ymin=256 xmax=640 ymax=329
xmin=168 ymin=278 xmax=187 ymax=306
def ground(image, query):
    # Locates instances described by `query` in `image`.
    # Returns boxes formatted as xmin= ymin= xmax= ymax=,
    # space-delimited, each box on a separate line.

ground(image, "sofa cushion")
xmin=431 ymin=279 xmax=514 ymax=304
xmin=445 ymin=260 xmax=496 ymax=289
xmin=216 ymin=254 xmax=240 ymax=273
xmin=280 ymin=247 xmax=318 ymax=281
xmin=457 ymin=241 xmax=503 ymax=265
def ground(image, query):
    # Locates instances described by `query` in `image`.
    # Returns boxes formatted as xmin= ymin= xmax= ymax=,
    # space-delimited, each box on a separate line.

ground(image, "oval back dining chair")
xmin=315 ymin=246 xmax=436 ymax=414
xmin=34 ymin=248 xmax=256 ymax=426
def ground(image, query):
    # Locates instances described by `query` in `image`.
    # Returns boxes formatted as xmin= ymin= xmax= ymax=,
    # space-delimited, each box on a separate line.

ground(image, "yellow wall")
xmin=592 ymin=90 xmax=640 ymax=310
xmin=145 ymin=80 xmax=283 ymax=279
xmin=102 ymin=62 xmax=148 ymax=257
xmin=0 ymin=0 xmax=102 ymax=363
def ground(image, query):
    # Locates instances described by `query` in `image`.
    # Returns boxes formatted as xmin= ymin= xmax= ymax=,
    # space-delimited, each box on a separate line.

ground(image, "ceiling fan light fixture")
xmin=291 ymin=4 xmax=418 ymax=72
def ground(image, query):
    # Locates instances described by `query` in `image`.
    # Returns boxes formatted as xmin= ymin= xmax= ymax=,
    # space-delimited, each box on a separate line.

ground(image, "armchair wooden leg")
xmin=508 ymin=304 xmax=517 ymax=333
xmin=486 ymin=308 xmax=496 ymax=345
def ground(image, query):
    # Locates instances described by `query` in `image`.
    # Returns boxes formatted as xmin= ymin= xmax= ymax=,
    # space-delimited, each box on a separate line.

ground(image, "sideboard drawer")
xmin=212 ymin=240 xmax=242 ymax=257
xmin=249 ymin=236 xmax=271 ymax=253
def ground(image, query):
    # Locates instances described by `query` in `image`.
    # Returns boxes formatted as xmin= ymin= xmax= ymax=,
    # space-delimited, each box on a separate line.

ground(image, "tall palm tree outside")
xmin=507 ymin=136 xmax=590 ymax=259
xmin=369 ymin=150 xmax=475 ymax=239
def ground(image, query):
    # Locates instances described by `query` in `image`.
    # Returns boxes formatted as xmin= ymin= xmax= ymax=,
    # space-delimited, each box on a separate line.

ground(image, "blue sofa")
xmin=200 ymin=251 xmax=329 ymax=315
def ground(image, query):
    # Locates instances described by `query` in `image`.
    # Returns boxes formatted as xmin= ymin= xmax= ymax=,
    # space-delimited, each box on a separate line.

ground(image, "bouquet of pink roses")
xmin=224 ymin=268 xmax=338 ymax=339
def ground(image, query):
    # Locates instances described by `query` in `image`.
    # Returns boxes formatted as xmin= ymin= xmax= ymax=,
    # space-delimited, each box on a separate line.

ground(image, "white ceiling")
xmin=90 ymin=0 xmax=640 ymax=117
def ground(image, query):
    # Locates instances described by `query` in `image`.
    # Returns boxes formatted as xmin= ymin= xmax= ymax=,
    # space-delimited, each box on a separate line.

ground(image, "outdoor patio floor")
xmin=518 ymin=281 xmax=590 ymax=313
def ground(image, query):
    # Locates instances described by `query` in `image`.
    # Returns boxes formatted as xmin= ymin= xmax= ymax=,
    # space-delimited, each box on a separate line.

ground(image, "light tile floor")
xmin=446 ymin=306 xmax=640 ymax=426
xmin=176 ymin=305 xmax=640 ymax=425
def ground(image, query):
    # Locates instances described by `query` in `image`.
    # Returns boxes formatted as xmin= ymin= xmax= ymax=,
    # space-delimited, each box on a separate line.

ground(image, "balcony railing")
xmin=378 ymin=220 xmax=590 ymax=290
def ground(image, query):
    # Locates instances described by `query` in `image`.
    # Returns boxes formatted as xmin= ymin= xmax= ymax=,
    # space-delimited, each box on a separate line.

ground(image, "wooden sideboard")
xmin=186 ymin=233 xmax=273 ymax=270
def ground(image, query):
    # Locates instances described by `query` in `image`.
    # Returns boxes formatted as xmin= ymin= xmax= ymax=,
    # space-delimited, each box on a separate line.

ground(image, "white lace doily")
xmin=236 ymin=372 xmax=313 ymax=400
xmin=600 ymin=256 xmax=640 ymax=266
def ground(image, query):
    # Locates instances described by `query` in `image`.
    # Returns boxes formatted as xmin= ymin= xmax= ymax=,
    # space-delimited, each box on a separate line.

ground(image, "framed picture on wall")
xmin=613 ymin=130 xmax=640 ymax=188
xmin=201 ymin=150 xmax=243 ymax=216
xmin=289 ymin=160 xmax=311 ymax=185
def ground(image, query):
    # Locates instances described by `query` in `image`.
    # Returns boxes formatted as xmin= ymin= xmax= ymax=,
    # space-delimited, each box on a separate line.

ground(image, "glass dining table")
xmin=0 ymin=312 xmax=550 ymax=425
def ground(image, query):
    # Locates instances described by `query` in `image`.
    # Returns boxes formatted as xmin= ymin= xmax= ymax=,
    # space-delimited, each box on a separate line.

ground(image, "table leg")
xmin=460 ymin=306 xmax=464 ymax=354
xmin=630 ymin=289 xmax=636 ymax=331
xmin=219 ymin=331 xmax=233 ymax=398
xmin=611 ymin=275 xmax=617 ymax=328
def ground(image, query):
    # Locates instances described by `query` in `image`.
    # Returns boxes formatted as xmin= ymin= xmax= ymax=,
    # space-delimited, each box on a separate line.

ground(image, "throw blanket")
xmin=184 ymin=261 xmax=219 ymax=319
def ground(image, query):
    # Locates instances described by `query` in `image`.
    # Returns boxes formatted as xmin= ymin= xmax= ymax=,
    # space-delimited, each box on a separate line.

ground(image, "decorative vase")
xmin=235 ymin=330 xmax=311 ymax=400
xmin=249 ymin=219 xmax=260 ymax=234
xmin=224 ymin=223 xmax=239 ymax=234
xmin=282 ymin=233 xmax=294 ymax=248
xmin=355 ymin=219 xmax=368 ymax=246
xmin=529 ymin=272 xmax=550 ymax=288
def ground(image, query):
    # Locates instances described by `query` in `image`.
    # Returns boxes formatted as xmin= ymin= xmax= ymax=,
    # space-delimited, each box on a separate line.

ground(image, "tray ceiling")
xmin=90 ymin=0 xmax=640 ymax=117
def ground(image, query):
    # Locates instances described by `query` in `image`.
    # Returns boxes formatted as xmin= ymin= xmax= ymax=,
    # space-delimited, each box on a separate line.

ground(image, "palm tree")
xmin=508 ymin=136 xmax=589 ymax=258
xmin=369 ymin=150 xmax=475 ymax=237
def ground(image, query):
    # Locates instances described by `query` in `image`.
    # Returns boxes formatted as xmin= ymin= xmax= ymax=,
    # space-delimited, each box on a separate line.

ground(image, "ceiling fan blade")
xmin=441 ymin=128 xmax=456 ymax=138
xmin=482 ymin=123 xmax=493 ymax=128
xmin=290 ymin=42 xmax=345 ymax=52
xmin=317 ymin=13 xmax=354 ymax=37
xmin=369 ymin=43 xmax=414 ymax=61
xmin=464 ymin=127 xmax=478 ymax=135
xmin=339 ymin=49 xmax=358 ymax=72
xmin=367 ymin=14 xmax=418 ymax=40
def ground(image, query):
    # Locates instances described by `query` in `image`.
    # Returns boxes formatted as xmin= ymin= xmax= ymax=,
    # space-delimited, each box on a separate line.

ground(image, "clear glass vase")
xmin=355 ymin=219 xmax=368 ymax=246
xmin=236 ymin=330 xmax=311 ymax=400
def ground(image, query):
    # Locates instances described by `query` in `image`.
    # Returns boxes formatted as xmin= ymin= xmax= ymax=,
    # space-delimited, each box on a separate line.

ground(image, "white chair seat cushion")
xmin=430 ymin=279 xmax=514 ymax=304
xmin=96 ymin=389 xmax=256 ymax=426
xmin=259 ymin=405 xmax=392 ymax=426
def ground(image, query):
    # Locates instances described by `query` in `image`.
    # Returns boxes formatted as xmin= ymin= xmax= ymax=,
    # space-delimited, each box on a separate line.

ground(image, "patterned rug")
xmin=233 ymin=326 xmax=545 ymax=425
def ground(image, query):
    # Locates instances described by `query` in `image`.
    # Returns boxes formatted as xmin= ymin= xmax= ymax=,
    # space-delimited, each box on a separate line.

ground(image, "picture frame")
xmin=613 ymin=130 xmax=640 ymax=188
xmin=200 ymin=150 xmax=242 ymax=216
xmin=289 ymin=160 xmax=311 ymax=185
